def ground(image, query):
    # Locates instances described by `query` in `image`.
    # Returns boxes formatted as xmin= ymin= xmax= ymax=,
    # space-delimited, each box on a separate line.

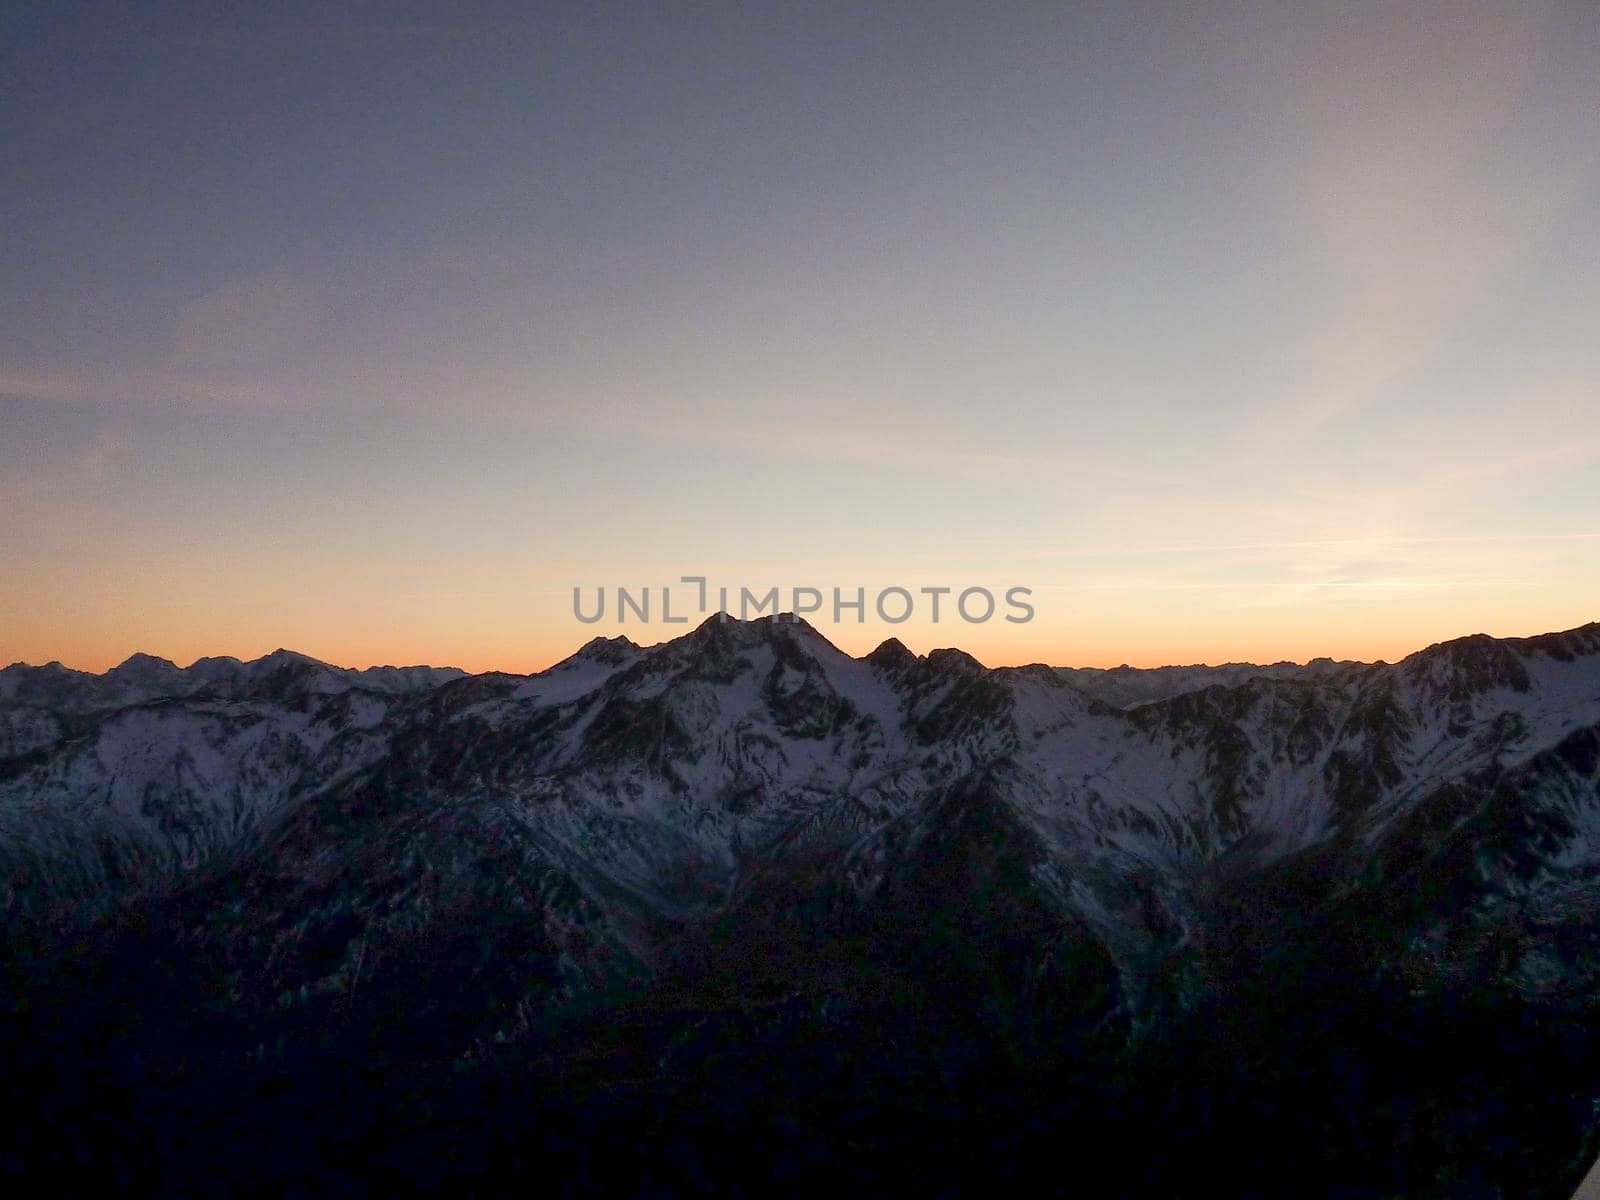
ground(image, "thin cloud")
xmin=1232 ymin=0 xmax=1600 ymax=441
xmin=172 ymin=272 xmax=322 ymax=376
xmin=1033 ymin=579 xmax=1539 ymax=593
xmin=0 ymin=422 xmax=131 ymax=505
xmin=1033 ymin=532 xmax=1600 ymax=560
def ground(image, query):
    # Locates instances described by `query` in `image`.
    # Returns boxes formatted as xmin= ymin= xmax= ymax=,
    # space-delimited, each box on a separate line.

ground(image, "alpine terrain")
xmin=5 ymin=617 xmax=1600 ymax=1196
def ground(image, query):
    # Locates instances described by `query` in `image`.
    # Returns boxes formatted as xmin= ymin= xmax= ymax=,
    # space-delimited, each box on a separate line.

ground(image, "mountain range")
xmin=5 ymin=616 xmax=1600 ymax=1196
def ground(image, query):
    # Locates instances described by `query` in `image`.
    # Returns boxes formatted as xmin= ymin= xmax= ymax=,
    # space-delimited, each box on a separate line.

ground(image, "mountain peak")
xmin=110 ymin=652 xmax=179 ymax=673
xmin=258 ymin=648 xmax=324 ymax=667
xmin=686 ymin=611 xmax=826 ymax=644
xmin=690 ymin=611 xmax=729 ymax=633
xmin=573 ymin=634 xmax=639 ymax=666
xmin=925 ymin=647 xmax=986 ymax=673
xmin=866 ymin=637 xmax=917 ymax=669
xmin=580 ymin=633 xmax=636 ymax=649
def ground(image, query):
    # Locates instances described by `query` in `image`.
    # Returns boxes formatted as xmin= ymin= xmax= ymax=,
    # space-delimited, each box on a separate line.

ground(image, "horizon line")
xmin=6 ymin=613 xmax=1596 ymax=681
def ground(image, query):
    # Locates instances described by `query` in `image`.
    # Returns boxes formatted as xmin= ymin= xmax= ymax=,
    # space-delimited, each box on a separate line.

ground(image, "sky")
xmin=3 ymin=1 xmax=1598 ymax=673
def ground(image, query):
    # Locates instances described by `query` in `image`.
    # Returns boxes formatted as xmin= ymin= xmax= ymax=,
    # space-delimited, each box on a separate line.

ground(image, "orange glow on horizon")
xmin=7 ymin=602 xmax=1595 ymax=678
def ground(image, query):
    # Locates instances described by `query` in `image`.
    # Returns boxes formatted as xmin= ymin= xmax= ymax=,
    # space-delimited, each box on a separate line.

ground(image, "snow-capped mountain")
xmin=4 ymin=618 xmax=1599 ymax=1195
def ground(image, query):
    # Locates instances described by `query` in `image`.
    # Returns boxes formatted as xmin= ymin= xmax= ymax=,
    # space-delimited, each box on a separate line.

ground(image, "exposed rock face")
xmin=4 ymin=619 xmax=1600 ymax=1194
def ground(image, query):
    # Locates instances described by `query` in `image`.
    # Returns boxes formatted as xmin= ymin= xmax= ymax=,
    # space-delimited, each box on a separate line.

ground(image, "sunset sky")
xmin=3 ymin=2 xmax=1598 ymax=674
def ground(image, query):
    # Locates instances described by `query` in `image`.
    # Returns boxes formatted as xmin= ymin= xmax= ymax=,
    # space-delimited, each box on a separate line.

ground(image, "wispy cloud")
xmin=1033 ymin=532 xmax=1600 ymax=560
xmin=1234 ymin=1 xmax=1599 ymax=441
xmin=172 ymin=272 xmax=322 ymax=376
xmin=0 ymin=421 xmax=131 ymax=506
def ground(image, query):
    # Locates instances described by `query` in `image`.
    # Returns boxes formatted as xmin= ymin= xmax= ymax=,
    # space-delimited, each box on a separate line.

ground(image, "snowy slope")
xmin=4 ymin=616 xmax=1600 ymax=1019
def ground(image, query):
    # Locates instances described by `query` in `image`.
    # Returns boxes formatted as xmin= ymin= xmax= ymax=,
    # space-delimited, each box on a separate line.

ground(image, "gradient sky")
xmin=3 ymin=1 xmax=1598 ymax=673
